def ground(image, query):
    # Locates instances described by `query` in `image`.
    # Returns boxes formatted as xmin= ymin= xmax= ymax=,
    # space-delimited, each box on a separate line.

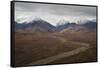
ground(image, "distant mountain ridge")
xmin=15 ymin=18 xmax=56 ymax=32
xmin=82 ymin=21 xmax=97 ymax=29
xmin=15 ymin=18 xmax=97 ymax=33
xmin=56 ymin=23 xmax=78 ymax=31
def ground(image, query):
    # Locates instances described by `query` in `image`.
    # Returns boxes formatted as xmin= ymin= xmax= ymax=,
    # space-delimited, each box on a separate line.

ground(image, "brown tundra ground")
xmin=15 ymin=31 xmax=97 ymax=66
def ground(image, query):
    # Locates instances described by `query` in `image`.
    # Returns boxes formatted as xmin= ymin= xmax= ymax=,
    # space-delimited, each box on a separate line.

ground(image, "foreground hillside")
xmin=15 ymin=30 xmax=97 ymax=66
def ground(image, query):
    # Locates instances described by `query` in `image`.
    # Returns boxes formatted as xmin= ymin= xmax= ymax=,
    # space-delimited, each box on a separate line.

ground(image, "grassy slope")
xmin=49 ymin=31 xmax=97 ymax=64
xmin=15 ymin=31 xmax=97 ymax=66
xmin=15 ymin=32 xmax=82 ymax=66
xmin=49 ymin=47 xmax=97 ymax=64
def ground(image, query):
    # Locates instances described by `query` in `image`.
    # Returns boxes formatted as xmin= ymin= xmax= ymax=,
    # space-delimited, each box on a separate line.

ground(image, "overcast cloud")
xmin=15 ymin=2 xmax=96 ymax=26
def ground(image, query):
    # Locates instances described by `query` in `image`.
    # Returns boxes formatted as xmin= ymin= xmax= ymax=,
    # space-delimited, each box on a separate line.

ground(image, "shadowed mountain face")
xmin=15 ymin=19 xmax=56 ymax=32
xmin=56 ymin=23 xmax=78 ymax=31
xmin=82 ymin=21 xmax=97 ymax=29
xmin=56 ymin=21 xmax=96 ymax=32
xmin=15 ymin=22 xmax=27 ymax=30
xmin=15 ymin=18 xmax=97 ymax=32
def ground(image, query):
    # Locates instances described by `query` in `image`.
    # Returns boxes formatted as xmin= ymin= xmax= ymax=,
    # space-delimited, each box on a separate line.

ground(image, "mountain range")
xmin=15 ymin=17 xmax=97 ymax=33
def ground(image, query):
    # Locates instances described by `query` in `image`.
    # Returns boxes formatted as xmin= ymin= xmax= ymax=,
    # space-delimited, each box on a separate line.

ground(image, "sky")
xmin=15 ymin=2 xmax=97 ymax=26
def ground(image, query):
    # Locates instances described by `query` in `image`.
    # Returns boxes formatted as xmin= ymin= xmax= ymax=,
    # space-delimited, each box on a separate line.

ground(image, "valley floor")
xmin=14 ymin=31 xmax=97 ymax=66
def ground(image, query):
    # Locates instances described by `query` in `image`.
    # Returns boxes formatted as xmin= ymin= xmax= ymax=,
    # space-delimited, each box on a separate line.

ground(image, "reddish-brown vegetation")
xmin=15 ymin=31 xmax=97 ymax=66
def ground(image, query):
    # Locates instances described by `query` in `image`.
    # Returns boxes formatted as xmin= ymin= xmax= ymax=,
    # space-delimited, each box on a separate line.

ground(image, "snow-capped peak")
xmin=16 ymin=15 xmax=42 ymax=24
xmin=25 ymin=15 xmax=42 ymax=23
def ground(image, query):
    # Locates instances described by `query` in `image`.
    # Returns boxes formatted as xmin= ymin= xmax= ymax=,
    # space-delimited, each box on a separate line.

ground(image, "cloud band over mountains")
xmin=15 ymin=2 xmax=96 ymax=26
